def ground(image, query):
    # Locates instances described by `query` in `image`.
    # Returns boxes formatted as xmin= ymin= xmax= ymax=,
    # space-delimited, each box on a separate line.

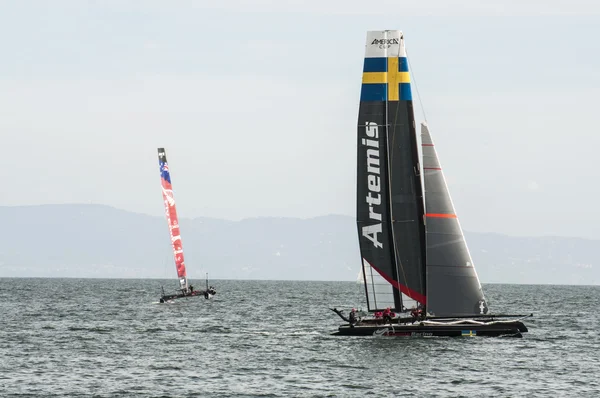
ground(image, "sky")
xmin=0 ymin=1 xmax=599 ymax=239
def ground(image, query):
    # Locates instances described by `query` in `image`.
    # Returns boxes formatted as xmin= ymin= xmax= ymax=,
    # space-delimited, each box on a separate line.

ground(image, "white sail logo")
xmin=371 ymin=38 xmax=398 ymax=49
xmin=362 ymin=121 xmax=383 ymax=249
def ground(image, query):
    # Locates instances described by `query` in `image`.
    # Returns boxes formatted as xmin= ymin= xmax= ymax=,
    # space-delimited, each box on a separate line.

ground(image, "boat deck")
xmin=332 ymin=312 xmax=531 ymax=337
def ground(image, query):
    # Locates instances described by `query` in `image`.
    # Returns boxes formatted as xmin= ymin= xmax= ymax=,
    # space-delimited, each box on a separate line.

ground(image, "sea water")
xmin=1 ymin=278 xmax=598 ymax=397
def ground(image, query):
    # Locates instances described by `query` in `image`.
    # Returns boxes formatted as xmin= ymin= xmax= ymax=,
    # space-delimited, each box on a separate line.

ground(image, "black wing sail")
xmin=421 ymin=122 xmax=488 ymax=316
xmin=357 ymin=30 xmax=426 ymax=312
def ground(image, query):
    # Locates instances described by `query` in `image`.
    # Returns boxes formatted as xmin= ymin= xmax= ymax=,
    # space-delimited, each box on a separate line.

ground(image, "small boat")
xmin=159 ymin=273 xmax=217 ymax=303
xmin=157 ymin=148 xmax=216 ymax=303
xmin=332 ymin=30 xmax=531 ymax=337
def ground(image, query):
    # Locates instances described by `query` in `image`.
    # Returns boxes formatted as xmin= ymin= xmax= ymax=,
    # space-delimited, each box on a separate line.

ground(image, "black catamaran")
xmin=332 ymin=30 xmax=531 ymax=337
xmin=157 ymin=148 xmax=216 ymax=303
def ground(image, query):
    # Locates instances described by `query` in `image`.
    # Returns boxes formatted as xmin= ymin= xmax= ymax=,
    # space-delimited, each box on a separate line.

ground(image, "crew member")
xmin=410 ymin=306 xmax=418 ymax=321
xmin=382 ymin=307 xmax=392 ymax=324
xmin=349 ymin=308 xmax=358 ymax=327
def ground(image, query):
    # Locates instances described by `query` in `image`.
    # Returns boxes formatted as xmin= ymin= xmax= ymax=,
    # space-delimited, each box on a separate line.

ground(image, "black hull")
xmin=333 ymin=321 xmax=528 ymax=337
xmin=159 ymin=289 xmax=215 ymax=303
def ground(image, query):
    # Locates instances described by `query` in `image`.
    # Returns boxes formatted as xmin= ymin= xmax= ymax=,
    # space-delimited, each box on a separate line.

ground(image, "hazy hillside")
xmin=0 ymin=204 xmax=598 ymax=285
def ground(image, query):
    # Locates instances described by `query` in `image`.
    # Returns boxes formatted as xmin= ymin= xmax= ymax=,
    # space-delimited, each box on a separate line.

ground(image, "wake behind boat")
xmin=157 ymin=148 xmax=217 ymax=303
xmin=332 ymin=30 xmax=531 ymax=337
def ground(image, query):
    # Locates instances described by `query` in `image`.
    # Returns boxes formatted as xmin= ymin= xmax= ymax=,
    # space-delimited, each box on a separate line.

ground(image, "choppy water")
xmin=1 ymin=279 xmax=598 ymax=397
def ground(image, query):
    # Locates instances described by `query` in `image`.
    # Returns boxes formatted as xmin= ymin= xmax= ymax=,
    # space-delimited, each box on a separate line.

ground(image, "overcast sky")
xmin=1 ymin=1 xmax=599 ymax=239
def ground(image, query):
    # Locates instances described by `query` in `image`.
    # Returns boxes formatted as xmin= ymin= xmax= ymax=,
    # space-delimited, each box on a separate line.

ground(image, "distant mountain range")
xmin=0 ymin=204 xmax=597 ymax=285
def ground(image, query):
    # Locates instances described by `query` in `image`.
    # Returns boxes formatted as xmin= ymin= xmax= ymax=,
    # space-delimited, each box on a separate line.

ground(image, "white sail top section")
xmin=365 ymin=30 xmax=406 ymax=58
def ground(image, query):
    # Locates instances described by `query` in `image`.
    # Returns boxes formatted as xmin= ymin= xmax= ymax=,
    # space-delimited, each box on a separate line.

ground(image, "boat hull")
xmin=159 ymin=289 xmax=215 ymax=303
xmin=333 ymin=321 xmax=527 ymax=337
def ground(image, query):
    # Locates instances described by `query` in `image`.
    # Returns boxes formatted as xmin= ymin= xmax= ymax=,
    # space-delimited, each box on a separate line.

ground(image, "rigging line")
xmin=404 ymin=45 xmax=428 ymax=299
xmin=164 ymin=252 xmax=170 ymax=282
xmin=405 ymin=48 xmax=427 ymax=124
xmin=369 ymin=265 xmax=378 ymax=310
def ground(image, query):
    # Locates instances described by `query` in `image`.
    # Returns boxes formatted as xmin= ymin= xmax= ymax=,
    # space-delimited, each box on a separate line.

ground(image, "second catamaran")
xmin=331 ymin=30 xmax=530 ymax=337
xmin=157 ymin=148 xmax=216 ymax=303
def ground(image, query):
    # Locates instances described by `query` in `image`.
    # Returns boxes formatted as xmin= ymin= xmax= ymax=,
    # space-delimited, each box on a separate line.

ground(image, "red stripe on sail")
xmin=425 ymin=213 xmax=457 ymax=218
xmin=364 ymin=258 xmax=426 ymax=305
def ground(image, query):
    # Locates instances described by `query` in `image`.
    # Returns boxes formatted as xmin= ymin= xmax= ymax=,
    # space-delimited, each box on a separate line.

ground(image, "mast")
xmin=385 ymin=32 xmax=427 ymax=310
xmin=382 ymin=31 xmax=404 ymax=312
xmin=356 ymin=30 xmax=426 ymax=312
xmin=157 ymin=148 xmax=189 ymax=292
xmin=420 ymin=123 xmax=488 ymax=316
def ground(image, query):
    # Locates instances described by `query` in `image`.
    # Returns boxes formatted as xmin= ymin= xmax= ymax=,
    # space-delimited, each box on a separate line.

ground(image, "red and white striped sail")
xmin=158 ymin=148 xmax=188 ymax=291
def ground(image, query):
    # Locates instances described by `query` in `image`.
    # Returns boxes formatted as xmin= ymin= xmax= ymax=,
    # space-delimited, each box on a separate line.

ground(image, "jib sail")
xmin=158 ymin=148 xmax=188 ymax=291
xmin=420 ymin=123 xmax=488 ymax=316
xmin=357 ymin=30 xmax=427 ymax=312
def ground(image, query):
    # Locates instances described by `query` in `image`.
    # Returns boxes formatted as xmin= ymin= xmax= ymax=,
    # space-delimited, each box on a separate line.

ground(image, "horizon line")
xmin=0 ymin=275 xmax=598 ymax=287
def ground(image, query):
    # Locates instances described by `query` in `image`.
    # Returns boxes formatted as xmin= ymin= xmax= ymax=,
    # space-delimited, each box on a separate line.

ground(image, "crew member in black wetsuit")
xmin=189 ymin=285 xmax=194 ymax=294
xmin=349 ymin=308 xmax=358 ymax=327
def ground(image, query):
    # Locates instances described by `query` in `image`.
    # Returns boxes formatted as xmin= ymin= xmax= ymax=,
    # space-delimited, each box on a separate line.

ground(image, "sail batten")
xmin=158 ymin=148 xmax=188 ymax=292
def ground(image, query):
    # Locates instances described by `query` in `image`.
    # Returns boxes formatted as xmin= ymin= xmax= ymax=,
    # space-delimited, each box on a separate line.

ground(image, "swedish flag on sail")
xmin=360 ymin=30 xmax=412 ymax=102
xmin=461 ymin=330 xmax=477 ymax=337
